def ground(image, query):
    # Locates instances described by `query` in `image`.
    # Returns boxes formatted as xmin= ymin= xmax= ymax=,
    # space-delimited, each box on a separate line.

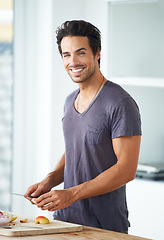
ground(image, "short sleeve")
xmin=111 ymin=96 xmax=142 ymax=139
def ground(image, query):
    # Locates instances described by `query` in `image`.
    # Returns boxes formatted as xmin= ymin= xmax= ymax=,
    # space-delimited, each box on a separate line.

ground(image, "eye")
xmin=62 ymin=54 xmax=70 ymax=58
xmin=79 ymin=51 xmax=85 ymax=56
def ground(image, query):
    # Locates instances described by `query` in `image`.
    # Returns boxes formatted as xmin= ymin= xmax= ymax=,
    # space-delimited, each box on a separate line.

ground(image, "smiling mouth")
xmin=69 ymin=65 xmax=85 ymax=74
xmin=72 ymin=68 xmax=83 ymax=73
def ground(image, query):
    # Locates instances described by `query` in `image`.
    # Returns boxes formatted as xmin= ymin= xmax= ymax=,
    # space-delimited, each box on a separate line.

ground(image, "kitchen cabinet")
xmin=107 ymin=1 xmax=164 ymax=79
xmin=127 ymin=178 xmax=164 ymax=240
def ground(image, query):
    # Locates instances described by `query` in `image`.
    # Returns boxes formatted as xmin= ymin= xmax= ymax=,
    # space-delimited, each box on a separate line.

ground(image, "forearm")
xmin=25 ymin=153 xmax=65 ymax=199
xmin=71 ymin=163 xmax=128 ymax=202
xmin=46 ymin=153 xmax=65 ymax=188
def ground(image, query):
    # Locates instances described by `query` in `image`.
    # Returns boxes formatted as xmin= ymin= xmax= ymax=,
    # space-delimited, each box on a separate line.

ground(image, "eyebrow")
xmin=62 ymin=47 xmax=86 ymax=55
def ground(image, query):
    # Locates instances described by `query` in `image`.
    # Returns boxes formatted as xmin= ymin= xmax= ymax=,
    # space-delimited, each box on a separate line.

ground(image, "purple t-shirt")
xmin=54 ymin=80 xmax=142 ymax=232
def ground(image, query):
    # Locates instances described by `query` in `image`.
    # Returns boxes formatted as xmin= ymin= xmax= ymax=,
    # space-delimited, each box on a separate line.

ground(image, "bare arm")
xmin=35 ymin=135 xmax=141 ymax=211
xmin=25 ymin=153 xmax=65 ymax=199
xmin=47 ymin=153 xmax=65 ymax=188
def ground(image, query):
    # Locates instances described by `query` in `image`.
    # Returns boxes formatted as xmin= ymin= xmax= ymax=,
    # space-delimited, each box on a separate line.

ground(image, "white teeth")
xmin=72 ymin=68 xmax=83 ymax=73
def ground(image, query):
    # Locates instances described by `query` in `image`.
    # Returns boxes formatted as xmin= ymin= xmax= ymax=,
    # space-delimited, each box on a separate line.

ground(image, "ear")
xmin=96 ymin=48 xmax=101 ymax=61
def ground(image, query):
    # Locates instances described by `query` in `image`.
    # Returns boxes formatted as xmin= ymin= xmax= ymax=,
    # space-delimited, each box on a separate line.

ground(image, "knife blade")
xmin=11 ymin=193 xmax=38 ymax=198
xmin=0 ymin=225 xmax=43 ymax=229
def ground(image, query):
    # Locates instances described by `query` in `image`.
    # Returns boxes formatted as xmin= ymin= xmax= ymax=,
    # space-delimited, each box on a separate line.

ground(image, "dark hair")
xmin=56 ymin=20 xmax=101 ymax=67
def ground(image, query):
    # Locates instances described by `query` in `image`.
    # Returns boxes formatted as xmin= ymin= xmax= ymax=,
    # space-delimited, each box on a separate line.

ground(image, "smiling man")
xmin=61 ymin=36 xmax=99 ymax=84
xmin=25 ymin=20 xmax=142 ymax=233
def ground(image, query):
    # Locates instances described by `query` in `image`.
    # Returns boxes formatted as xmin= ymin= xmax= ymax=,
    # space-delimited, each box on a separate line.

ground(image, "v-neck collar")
xmin=73 ymin=81 xmax=108 ymax=118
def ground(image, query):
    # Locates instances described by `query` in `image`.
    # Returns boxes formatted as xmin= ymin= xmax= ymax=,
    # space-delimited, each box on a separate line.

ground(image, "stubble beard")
xmin=69 ymin=64 xmax=96 ymax=84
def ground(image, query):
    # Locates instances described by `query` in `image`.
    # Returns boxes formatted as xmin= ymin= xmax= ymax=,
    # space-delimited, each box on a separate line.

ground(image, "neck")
xmin=78 ymin=73 xmax=105 ymax=99
xmin=75 ymin=75 xmax=106 ymax=113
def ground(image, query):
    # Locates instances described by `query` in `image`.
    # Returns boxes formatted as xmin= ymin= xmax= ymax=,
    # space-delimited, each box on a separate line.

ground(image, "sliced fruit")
xmin=31 ymin=198 xmax=37 ymax=204
xmin=20 ymin=218 xmax=28 ymax=223
xmin=10 ymin=215 xmax=17 ymax=222
xmin=0 ymin=211 xmax=4 ymax=216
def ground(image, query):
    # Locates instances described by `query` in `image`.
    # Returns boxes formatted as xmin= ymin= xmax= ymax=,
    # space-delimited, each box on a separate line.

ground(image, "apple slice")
xmin=20 ymin=218 xmax=28 ymax=223
xmin=10 ymin=215 xmax=17 ymax=222
xmin=31 ymin=198 xmax=37 ymax=204
xmin=0 ymin=211 xmax=4 ymax=216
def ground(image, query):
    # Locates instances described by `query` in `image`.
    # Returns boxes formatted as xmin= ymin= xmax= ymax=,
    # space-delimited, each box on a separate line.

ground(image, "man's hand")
xmin=25 ymin=179 xmax=52 ymax=203
xmin=33 ymin=189 xmax=75 ymax=211
xmin=25 ymin=153 xmax=66 ymax=203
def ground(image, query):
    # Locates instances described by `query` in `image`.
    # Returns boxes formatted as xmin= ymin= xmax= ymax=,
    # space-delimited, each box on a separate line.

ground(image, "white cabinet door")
xmin=127 ymin=178 xmax=164 ymax=240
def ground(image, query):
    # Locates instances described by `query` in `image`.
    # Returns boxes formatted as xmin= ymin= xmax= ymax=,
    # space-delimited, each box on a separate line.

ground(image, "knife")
xmin=11 ymin=193 xmax=38 ymax=198
xmin=0 ymin=225 xmax=43 ymax=229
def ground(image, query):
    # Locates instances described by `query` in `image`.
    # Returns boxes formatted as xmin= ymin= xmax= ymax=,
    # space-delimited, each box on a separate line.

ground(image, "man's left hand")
xmin=34 ymin=189 xmax=75 ymax=211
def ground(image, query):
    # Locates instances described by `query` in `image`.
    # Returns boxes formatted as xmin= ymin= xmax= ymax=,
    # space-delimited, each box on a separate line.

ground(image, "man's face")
xmin=61 ymin=36 xmax=100 ymax=83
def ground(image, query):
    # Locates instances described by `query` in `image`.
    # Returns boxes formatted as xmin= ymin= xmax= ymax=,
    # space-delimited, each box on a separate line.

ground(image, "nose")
xmin=69 ymin=54 xmax=79 ymax=67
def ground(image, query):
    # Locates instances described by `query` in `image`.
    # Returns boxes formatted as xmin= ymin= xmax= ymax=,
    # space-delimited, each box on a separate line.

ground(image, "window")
xmin=0 ymin=0 xmax=13 ymax=211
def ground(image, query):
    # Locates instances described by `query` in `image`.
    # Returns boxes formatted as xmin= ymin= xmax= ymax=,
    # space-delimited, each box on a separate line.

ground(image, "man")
xmin=25 ymin=20 xmax=141 ymax=233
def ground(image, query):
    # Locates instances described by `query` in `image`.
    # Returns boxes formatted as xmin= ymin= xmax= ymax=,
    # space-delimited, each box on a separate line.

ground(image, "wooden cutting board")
xmin=0 ymin=219 xmax=83 ymax=237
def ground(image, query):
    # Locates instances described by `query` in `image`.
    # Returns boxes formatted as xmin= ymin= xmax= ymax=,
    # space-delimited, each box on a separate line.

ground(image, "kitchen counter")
xmin=0 ymin=226 xmax=152 ymax=240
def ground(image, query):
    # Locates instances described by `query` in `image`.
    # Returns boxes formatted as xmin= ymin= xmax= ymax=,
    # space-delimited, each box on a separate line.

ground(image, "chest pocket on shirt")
xmin=85 ymin=125 xmax=105 ymax=145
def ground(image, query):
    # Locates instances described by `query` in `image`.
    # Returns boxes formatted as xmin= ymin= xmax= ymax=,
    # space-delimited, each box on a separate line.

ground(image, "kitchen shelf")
xmin=111 ymin=77 xmax=164 ymax=87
